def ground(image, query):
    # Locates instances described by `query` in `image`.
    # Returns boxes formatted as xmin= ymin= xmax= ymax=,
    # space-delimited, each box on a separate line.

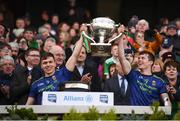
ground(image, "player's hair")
xmin=41 ymin=52 xmax=55 ymax=62
xmin=139 ymin=50 xmax=155 ymax=62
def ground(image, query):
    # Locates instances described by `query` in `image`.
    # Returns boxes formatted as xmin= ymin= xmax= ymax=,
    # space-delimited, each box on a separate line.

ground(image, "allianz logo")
xmin=64 ymin=95 xmax=93 ymax=103
xmin=64 ymin=96 xmax=84 ymax=101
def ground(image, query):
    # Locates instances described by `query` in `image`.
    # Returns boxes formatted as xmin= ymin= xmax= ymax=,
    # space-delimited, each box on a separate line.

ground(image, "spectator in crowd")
xmin=43 ymin=23 xmax=56 ymax=37
xmin=42 ymin=37 xmax=56 ymax=53
xmin=26 ymin=34 xmax=83 ymax=105
xmin=175 ymin=18 xmax=180 ymax=36
xmin=0 ymin=12 xmax=5 ymax=25
xmin=57 ymin=31 xmax=71 ymax=48
xmin=17 ymin=37 xmax=28 ymax=54
xmin=51 ymin=14 xmax=60 ymax=34
xmin=118 ymin=34 xmax=171 ymax=106
xmin=166 ymin=23 xmax=180 ymax=64
xmin=24 ymin=48 xmax=42 ymax=83
xmin=152 ymin=58 xmax=164 ymax=78
xmin=0 ymin=24 xmax=8 ymax=43
xmin=23 ymin=28 xmax=35 ymax=42
xmin=156 ymin=17 xmax=169 ymax=32
xmin=70 ymin=46 xmax=102 ymax=92
xmin=0 ymin=56 xmax=15 ymax=104
xmin=8 ymin=42 xmax=19 ymax=61
xmin=24 ymin=13 xmax=32 ymax=28
xmin=124 ymin=48 xmax=134 ymax=64
xmin=104 ymin=62 xmax=130 ymax=105
xmin=127 ymin=15 xmax=139 ymax=34
xmin=23 ymin=28 xmax=38 ymax=49
xmin=159 ymin=25 xmax=168 ymax=37
xmin=72 ymin=22 xmax=80 ymax=32
xmin=161 ymin=51 xmax=176 ymax=64
xmin=34 ymin=34 xmax=44 ymax=51
xmin=49 ymin=45 xmax=66 ymax=69
xmin=0 ymin=56 xmax=29 ymax=104
xmin=132 ymin=30 xmax=163 ymax=55
xmin=0 ymin=43 xmax=12 ymax=57
xmin=104 ymin=44 xmax=119 ymax=79
xmin=58 ymin=22 xmax=70 ymax=32
xmin=38 ymin=26 xmax=50 ymax=40
xmin=15 ymin=17 xmax=26 ymax=29
xmin=163 ymin=61 xmax=180 ymax=115
xmin=135 ymin=19 xmax=159 ymax=42
xmin=23 ymin=28 xmax=35 ymax=43
xmin=69 ymin=28 xmax=78 ymax=38
xmin=135 ymin=19 xmax=149 ymax=33
xmin=108 ymin=63 xmax=116 ymax=78
xmin=39 ymin=10 xmax=50 ymax=27
xmin=57 ymin=31 xmax=73 ymax=61
xmin=13 ymin=18 xmax=25 ymax=38
xmin=167 ymin=23 xmax=177 ymax=37
xmin=159 ymin=37 xmax=173 ymax=59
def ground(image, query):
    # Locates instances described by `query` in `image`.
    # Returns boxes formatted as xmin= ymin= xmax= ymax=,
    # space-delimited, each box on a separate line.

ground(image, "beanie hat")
xmin=167 ymin=23 xmax=177 ymax=30
xmin=161 ymin=52 xmax=175 ymax=62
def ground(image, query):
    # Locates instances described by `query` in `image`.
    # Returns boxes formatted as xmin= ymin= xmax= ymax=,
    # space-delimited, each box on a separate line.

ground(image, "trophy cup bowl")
xmin=82 ymin=17 xmax=122 ymax=57
xmin=91 ymin=17 xmax=115 ymax=43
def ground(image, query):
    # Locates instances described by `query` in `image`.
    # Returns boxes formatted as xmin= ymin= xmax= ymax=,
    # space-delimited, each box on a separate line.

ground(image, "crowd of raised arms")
xmin=0 ymin=6 xmax=180 ymax=114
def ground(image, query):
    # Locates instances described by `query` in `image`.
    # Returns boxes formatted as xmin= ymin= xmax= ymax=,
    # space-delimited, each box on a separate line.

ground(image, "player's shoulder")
xmin=31 ymin=77 xmax=44 ymax=85
xmin=152 ymin=74 xmax=165 ymax=83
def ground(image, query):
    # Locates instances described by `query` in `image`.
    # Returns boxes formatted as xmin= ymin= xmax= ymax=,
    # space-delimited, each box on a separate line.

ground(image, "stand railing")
xmin=0 ymin=105 xmax=171 ymax=115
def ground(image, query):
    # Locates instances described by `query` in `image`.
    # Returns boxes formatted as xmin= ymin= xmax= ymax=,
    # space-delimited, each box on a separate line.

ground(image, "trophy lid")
xmin=91 ymin=17 xmax=115 ymax=29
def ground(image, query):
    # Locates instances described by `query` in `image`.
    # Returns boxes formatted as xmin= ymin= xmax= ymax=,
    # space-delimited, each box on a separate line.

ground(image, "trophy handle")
xmin=115 ymin=23 xmax=121 ymax=27
xmin=82 ymin=31 xmax=96 ymax=43
xmin=108 ymin=32 xmax=123 ymax=44
xmin=82 ymin=23 xmax=91 ymax=26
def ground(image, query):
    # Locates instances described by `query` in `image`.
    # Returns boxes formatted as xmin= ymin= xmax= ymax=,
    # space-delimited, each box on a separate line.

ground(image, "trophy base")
xmin=63 ymin=81 xmax=90 ymax=92
xmin=90 ymin=43 xmax=111 ymax=57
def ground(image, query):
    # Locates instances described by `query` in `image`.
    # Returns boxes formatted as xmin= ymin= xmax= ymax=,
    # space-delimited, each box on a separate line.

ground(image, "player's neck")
xmin=112 ymin=56 xmax=118 ymax=59
xmin=45 ymin=70 xmax=55 ymax=77
xmin=140 ymin=68 xmax=152 ymax=75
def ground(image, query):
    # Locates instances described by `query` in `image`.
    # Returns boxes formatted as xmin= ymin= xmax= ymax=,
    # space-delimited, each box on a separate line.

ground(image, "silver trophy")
xmin=82 ymin=17 xmax=122 ymax=57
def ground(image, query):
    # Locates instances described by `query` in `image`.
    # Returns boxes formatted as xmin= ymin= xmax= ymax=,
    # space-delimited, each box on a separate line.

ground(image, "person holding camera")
xmin=163 ymin=60 xmax=180 ymax=115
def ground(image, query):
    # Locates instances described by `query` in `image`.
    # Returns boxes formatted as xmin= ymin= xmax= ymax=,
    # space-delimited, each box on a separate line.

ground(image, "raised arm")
xmin=150 ymin=32 xmax=163 ymax=52
xmin=65 ymin=34 xmax=83 ymax=71
xmin=118 ymin=34 xmax=132 ymax=75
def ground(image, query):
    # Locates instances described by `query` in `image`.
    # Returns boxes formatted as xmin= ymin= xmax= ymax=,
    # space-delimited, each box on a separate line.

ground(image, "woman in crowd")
xmin=152 ymin=58 xmax=164 ymax=78
xmin=163 ymin=60 xmax=180 ymax=116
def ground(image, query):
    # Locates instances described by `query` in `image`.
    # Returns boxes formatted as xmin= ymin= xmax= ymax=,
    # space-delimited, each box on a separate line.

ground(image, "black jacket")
xmin=0 ymin=65 xmax=30 ymax=105
xmin=70 ymin=60 xmax=102 ymax=92
xmin=103 ymin=75 xmax=131 ymax=105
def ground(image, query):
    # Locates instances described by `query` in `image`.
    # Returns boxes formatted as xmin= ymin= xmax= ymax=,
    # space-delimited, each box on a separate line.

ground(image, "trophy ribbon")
xmin=82 ymin=31 xmax=92 ymax=53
